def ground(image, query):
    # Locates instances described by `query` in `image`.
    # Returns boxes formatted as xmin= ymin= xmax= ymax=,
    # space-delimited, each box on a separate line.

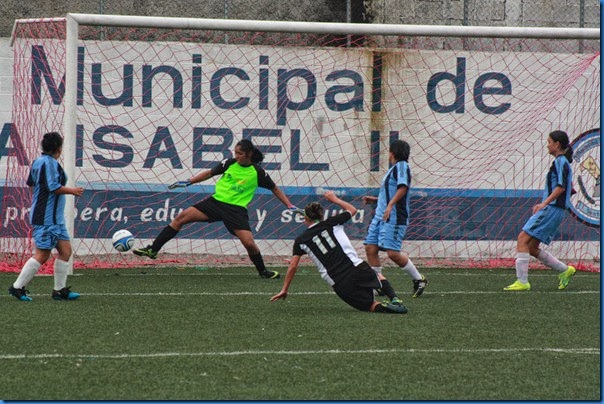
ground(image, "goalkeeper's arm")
xmin=188 ymin=169 xmax=213 ymax=185
xmin=169 ymin=170 xmax=213 ymax=189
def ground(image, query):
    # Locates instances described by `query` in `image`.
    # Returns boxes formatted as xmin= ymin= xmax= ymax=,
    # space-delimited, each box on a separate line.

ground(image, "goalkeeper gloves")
xmin=289 ymin=206 xmax=305 ymax=216
xmin=168 ymin=180 xmax=192 ymax=189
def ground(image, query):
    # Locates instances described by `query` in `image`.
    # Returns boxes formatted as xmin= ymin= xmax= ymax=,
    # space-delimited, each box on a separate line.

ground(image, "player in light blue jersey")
xmin=8 ymin=132 xmax=84 ymax=301
xmin=504 ymin=130 xmax=577 ymax=291
xmin=363 ymin=140 xmax=428 ymax=298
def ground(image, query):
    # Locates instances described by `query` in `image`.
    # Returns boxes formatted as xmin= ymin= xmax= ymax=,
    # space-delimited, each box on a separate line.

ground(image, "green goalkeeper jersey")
xmin=211 ymin=158 xmax=276 ymax=208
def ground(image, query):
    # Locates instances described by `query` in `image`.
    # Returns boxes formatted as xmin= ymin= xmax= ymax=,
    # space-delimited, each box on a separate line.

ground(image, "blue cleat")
xmin=8 ymin=286 xmax=32 ymax=301
xmin=52 ymin=286 xmax=80 ymax=300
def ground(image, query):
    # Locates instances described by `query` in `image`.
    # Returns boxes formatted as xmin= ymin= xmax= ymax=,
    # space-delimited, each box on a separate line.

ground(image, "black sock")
xmin=379 ymin=279 xmax=398 ymax=301
xmin=249 ymin=253 xmax=267 ymax=274
xmin=151 ymin=225 xmax=178 ymax=252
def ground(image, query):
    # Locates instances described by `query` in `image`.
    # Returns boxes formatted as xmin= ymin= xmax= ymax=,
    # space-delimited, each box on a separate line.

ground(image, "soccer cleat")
xmin=380 ymin=301 xmax=408 ymax=314
xmin=52 ymin=286 xmax=80 ymax=300
xmin=8 ymin=286 xmax=32 ymax=302
xmin=390 ymin=297 xmax=404 ymax=306
xmin=260 ymin=270 xmax=280 ymax=279
xmin=558 ymin=266 xmax=576 ymax=290
xmin=412 ymin=275 xmax=428 ymax=298
xmin=503 ymin=280 xmax=531 ymax=291
xmin=132 ymin=245 xmax=158 ymax=259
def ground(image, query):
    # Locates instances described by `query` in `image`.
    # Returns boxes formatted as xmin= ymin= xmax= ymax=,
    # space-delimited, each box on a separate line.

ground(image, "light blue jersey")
xmin=27 ymin=153 xmax=67 ymax=225
xmin=375 ymin=160 xmax=411 ymax=226
xmin=522 ymin=154 xmax=573 ymax=245
xmin=545 ymin=155 xmax=572 ymax=210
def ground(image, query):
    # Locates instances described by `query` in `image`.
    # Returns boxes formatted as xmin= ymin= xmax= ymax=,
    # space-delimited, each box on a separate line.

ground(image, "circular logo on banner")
xmin=570 ymin=128 xmax=600 ymax=227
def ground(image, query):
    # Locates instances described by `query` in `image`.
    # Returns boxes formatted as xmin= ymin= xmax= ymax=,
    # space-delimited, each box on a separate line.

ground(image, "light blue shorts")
xmin=363 ymin=217 xmax=407 ymax=251
xmin=522 ymin=205 xmax=567 ymax=245
xmin=32 ymin=224 xmax=71 ymax=250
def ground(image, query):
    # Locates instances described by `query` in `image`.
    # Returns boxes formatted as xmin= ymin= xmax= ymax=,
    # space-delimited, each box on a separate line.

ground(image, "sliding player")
xmin=271 ymin=191 xmax=408 ymax=314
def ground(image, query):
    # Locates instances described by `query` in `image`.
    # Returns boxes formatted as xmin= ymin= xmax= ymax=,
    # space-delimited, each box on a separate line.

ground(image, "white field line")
xmin=87 ymin=272 xmax=600 ymax=277
xmin=0 ymin=290 xmax=599 ymax=298
xmin=0 ymin=347 xmax=598 ymax=360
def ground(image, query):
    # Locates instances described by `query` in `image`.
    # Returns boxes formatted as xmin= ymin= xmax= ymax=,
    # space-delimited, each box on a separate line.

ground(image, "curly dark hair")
xmin=390 ymin=140 xmax=410 ymax=162
xmin=41 ymin=132 xmax=63 ymax=154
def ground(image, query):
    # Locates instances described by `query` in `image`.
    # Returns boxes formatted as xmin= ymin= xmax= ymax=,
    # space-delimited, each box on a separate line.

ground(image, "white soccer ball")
xmin=112 ymin=229 xmax=134 ymax=252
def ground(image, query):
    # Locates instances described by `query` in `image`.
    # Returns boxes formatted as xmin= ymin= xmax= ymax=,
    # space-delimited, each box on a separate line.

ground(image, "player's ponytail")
xmin=563 ymin=146 xmax=574 ymax=163
xmin=304 ymin=202 xmax=324 ymax=222
xmin=251 ymin=147 xmax=264 ymax=164
xmin=236 ymin=139 xmax=264 ymax=164
xmin=549 ymin=130 xmax=574 ymax=163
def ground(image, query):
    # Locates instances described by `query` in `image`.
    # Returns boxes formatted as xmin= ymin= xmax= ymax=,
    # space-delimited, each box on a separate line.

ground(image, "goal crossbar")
xmin=66 ymin=13 xmax=599 ymax=39
xmin=10 ymin=14 xmax=600 ymax=45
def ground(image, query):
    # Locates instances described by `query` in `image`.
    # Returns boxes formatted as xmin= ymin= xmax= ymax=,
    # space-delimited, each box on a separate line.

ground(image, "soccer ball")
xmin=112 ymin=229 xmax=134 ymax=252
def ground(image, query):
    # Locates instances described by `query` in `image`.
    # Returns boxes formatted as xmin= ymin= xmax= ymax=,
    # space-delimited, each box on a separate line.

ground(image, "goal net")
xmin=2 ymin=15 xmax=600 ymax=272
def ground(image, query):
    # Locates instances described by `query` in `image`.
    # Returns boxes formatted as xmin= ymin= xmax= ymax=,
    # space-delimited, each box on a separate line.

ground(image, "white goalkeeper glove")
xmin=289 ymin=206 xmax=305 ymax=216
xmin=168 ymin=180 xmax=192 ymax=190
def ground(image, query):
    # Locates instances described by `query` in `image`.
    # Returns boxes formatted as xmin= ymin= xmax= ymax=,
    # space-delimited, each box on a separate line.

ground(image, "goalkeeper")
xmin=133 ymin=139 xmax=297 ymax=279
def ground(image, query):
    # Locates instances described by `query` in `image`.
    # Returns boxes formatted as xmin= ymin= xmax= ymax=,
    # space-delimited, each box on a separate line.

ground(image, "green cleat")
xmin=390 ymin=297 xmax=404 ymax=306
xmin=503 ymin=280 xmax=531 ymax=291
xmin=558 ymin=266 xmax=576 ymax=290
xmin=260 ymin=270 xmax=280 ymax=279
xmin=133 ymin=246 xmax=158 ymax=259
xmin=379 ymin=301 xmax=408 ymax=314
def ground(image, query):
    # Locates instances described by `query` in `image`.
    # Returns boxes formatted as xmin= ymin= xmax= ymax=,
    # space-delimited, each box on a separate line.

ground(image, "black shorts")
xmin=332 ymin=261 xmax=381 ymax=312
xmin=192 ymin=196 xmax=251 ymax=235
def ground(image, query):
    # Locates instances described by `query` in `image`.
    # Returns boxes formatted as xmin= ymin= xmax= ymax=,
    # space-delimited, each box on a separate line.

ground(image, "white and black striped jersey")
xmin=292 ymin=211 xmax=363 ymax=286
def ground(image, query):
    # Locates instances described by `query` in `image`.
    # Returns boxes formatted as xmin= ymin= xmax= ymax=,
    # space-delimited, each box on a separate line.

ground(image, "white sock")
xmin=401 ymin=259 xmax=422 ymax=281
xmin=516 ymin=252 xmax=530 ymax=283
xmin=13 ymin=258 xmax=41 ymax=289
xmin=53 ymin=259 xmax=70 ymax=290
xmin=371 ymin=266 xmax=382 ymax=275
xmin=536 ymin=250 xmax=567 ymax=272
